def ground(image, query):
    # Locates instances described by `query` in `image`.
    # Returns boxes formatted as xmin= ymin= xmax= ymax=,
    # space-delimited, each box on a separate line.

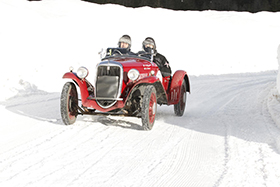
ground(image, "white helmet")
xmin=118 ymin=35 xmax=131 ymax=49
xmin=143 ymin=37 xmax=156 ymax=52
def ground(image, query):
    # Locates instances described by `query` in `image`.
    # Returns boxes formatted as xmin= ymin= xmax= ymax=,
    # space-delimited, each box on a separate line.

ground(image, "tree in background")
xmin=82 ymin=0 xmax=280 ymax=12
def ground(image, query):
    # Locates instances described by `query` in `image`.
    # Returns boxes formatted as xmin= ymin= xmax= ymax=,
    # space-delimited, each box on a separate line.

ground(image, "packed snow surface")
xmin=1 ymin=0 xmax=280 ymax=186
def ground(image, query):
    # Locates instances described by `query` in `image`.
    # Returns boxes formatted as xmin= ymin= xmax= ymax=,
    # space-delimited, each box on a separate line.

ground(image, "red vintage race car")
xmin=60 ymin=48 xmax=190 ymax=130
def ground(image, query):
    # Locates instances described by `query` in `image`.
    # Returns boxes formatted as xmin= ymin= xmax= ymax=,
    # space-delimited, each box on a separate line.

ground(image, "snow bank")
xmin=277 ymin=45 xmax=280 ymax=94
xmin=266 ymin=86 xmax=280 ymax=151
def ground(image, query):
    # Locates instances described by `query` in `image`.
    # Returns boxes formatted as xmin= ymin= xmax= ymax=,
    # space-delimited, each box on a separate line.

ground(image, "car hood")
xmin=100 ymin=57 xmax=158 ymax=73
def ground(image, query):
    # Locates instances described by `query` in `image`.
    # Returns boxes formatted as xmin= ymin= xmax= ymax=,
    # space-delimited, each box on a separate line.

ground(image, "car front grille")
xmin=95 ymin=63 xmax=123 ymax=108
xmin=97 ymin=66 xmax=120 ymax=77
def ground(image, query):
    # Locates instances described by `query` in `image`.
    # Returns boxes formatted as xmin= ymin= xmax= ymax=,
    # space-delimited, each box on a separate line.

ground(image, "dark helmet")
xmin=118 ymin=35 xmax=131 ymax=49
xmin=142 ymin=37 xmax=156 ymax=52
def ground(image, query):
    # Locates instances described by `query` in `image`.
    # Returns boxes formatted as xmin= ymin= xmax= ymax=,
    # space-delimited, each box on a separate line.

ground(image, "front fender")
xmin=124 ymin=76 xmax=168 ymax=104
xmin=128 ymin=76 xmax=160 ymax=96
xmin=62 ymin=72 xmax=89 ymax=102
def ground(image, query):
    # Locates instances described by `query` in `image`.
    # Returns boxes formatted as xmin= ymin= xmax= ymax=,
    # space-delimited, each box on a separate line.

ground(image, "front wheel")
xmin=174 ymin=79 xmax=187 ymax=116
xmin=141 ymin=85 xmax=157 ymax=130
xmin=60 ymin=82 xmax=78 ymax=125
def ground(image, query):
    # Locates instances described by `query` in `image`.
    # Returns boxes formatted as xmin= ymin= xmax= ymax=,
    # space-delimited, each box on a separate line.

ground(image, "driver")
xmin=106 ymin=35 xmax=134 ymax=56
xmin=115 ymin=34 xmax=135 ymax=55
xmin=118 ymin=34 xmax=131 ymax=49
xmin=141 ymin=37 xmax=172 ymax=77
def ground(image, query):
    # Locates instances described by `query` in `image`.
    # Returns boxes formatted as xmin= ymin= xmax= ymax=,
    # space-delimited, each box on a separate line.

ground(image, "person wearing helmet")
xmin=118 ymin=34 xmax=131 ymax=49
xmin=113 ymin=34 xmax=135 ymax=55
xmin=141 ymin=37 xmax=172 ymax=77
xmin=106 ymin=35 xmax=133 ymax=56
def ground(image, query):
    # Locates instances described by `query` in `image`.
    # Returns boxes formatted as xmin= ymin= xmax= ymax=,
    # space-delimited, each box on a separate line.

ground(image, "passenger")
xmin=141 ymin=37 xmax=172 ymax=77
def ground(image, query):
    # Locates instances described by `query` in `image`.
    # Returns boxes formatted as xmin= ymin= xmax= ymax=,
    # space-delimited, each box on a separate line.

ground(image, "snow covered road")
xmin=1 ymin=1 xmax=280 ymax=186
xmin=1 ymin=71 xmax=280 ymax=187
xmin=187 ymin=71 xmax=280 ymax=186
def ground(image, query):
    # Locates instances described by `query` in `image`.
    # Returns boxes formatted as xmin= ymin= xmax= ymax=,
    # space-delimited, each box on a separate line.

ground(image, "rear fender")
xmin=168 ymin=70 xmax=190 ymax=105
xmin=62 ymin=72 xmax=89 ymax=102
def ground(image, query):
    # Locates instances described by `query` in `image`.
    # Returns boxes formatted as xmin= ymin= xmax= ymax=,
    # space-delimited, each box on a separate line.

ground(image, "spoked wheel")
xmin=60 ymin=82 xmax=78 ymax=125
xmin=174 ymin=79 xmax=187 ymax=116
xmin=141 ymin=85 xmax=157 ymax=130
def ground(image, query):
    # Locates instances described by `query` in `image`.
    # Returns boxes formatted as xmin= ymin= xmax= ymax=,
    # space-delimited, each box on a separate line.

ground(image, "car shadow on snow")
xmin=156 ymin=73 xmax=280 ymax=154
xmin=80 ymin=115 xmax=144 ymax=130
xmin=2 ymin=90 xmax=144 ymax=130
xmin=1 ymin=81 xmax=143 ymax=129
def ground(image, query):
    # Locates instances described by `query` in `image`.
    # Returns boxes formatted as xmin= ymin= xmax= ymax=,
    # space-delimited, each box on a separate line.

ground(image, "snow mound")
xmin=266 ymin=86 xmax=280 ymax=150
xmin=267 ymin=86 xmax=280 ymax=128
xmin=1 ymin=79 xmax=44 ymax=102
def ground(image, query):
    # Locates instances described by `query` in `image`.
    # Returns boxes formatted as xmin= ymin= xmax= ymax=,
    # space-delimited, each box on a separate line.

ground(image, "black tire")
xmin=174 ymin=79 xmax=187 ymax=116
xmin=60 ymin=82 xmax=78 ymax=125
xmin=141 ymin=85 xmax=157 ymax=130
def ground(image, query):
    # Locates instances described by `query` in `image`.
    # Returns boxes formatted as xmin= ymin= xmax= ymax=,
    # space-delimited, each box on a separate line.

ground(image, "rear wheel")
xmin=60 ymin=82 xmax=78 ymax=125
xmin=174 ymin=79 xmax=187 ymax=116
xmin=141 ymin=85 xmax=157 ymax=130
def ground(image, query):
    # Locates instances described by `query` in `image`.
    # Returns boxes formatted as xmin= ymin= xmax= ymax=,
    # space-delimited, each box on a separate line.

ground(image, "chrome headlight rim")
xmin=128 ymin=69 xmax=139 ymax=81
xmin=77 ymin=66 xmax=89 ymax=79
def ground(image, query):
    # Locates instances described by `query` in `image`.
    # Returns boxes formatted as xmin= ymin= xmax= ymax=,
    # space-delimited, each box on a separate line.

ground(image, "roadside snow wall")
xmin=277 ymin=44 xmax=280 ymax=94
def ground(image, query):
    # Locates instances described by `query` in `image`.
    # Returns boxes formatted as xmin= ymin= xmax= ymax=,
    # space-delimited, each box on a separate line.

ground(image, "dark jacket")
xmin=137 ymin=50 xmax=172 ymax=77
xmin=153 ymin=52 xmax=172 ymax=77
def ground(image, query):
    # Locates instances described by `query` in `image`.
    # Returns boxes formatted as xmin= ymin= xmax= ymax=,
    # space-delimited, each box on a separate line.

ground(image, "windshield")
xmin=101 ymin=48 xmax=152 ymax=62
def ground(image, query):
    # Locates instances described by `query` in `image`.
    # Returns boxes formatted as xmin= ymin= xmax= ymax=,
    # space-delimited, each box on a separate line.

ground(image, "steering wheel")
xmin=112 ymin=49 xmax=123 ymax=55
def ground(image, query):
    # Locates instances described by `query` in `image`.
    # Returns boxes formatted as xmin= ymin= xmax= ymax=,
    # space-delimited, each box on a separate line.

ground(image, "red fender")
xmin=129 ymin=76 xmax=162 ymax=98
xmin=125 ymin=76 xmax=161 ymax=99
xmin=168 ymin=70 xmax=189 ymax=105
xmin=62 ymin=72 xmax=89 ymax=103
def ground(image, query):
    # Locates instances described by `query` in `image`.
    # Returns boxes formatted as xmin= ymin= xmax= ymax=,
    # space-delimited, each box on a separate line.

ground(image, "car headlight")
xmin=128 ymin=69 xmax=139 ymax=81
xmin=77 ymin=66 xmax=89 ymax=79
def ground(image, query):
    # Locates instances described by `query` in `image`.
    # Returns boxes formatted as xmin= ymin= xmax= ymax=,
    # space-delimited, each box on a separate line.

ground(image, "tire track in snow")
xmin=0 ymin=123 xmax=113 ymax=186
xmin=2 ymin=72 xmax=280 ymax=187
xmin=0 ymin=127 xmax=74 ymax=180
xmin=32 ymin=118 xmax=155 ymax=186
xmin=135 ymin=127 xmax=191 ymax=186
xmin=212 ymin=76 xmax=280 ymax=187
xmin=22 ymin=124 xmax=117 ymax=186
xmin=147 ymin=130 xmax=194 ymax=187
xmin=127 ymin=124 xmax=198 ymax=187
xmin=68 ymin=122 xmax=179 ymax=187
xmin=0 ymin=126 xmax=68 ymax=173
xmin=140 ymin=74 xmax=246 ymax=187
